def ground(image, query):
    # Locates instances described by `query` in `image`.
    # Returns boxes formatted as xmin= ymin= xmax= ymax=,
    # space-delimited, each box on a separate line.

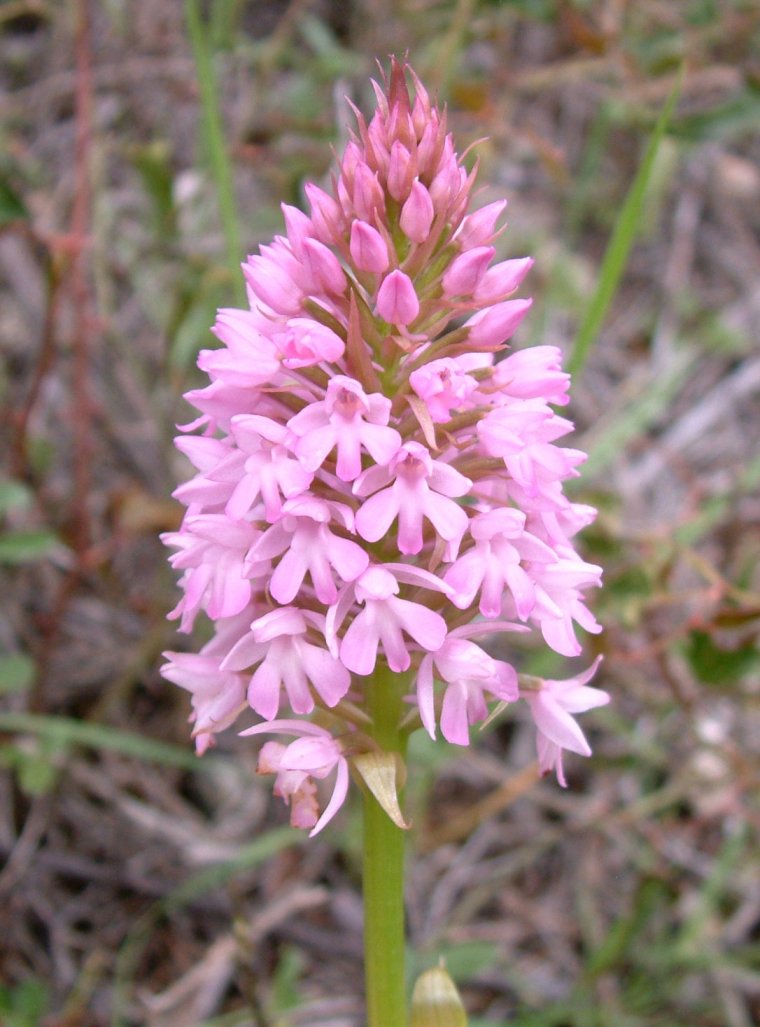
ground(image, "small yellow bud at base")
xmin=410 ymin=965 xmax=468 ymax=1027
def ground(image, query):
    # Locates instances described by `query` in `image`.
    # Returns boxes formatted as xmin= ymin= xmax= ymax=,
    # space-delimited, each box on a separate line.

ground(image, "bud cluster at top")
xmin=162 ymin=59 xmax=608 ymax=835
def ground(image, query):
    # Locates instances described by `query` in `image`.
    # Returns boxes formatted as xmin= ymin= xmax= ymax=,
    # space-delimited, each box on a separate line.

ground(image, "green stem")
xmin=363 ymin=666 xmax=409 ymax=1027
xmin=185 ymin=0 xmax=246 ymax=306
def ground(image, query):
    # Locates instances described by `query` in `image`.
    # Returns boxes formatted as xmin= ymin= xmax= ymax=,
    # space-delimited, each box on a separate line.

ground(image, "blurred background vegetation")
xmin=1 ymin=1 xmax=759 ymax=1024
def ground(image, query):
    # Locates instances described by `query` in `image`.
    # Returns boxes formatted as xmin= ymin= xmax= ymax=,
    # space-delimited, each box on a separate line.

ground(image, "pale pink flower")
xmin=162 ymin=650 xmax=247 ymax=755
xmin=528 ymin=555 xmax=603 ymax=658
xmin=331 ymin=565 xmax=448 ymax=675
xmin=162 ymin=515 xmax=264 ymax=631
xmin=272 ymin=317 xmax=345 ymax=368
xmin=161 ymin=613 xmax=252 ymax=753
xmin=242 ymin=720 xmax=350 ymax=835
xmin=417 ymin=637 xmax=518 ymax=745
xmin=288 ymin=377 xmax=401 ymax=482
xmin=222 ymin=607 xmax=350 ymax=719
xmin=522 ymin=657 xmax=608 ymax=786
xmin=444 ymin=508 xmax=556 ymax=619
xmin=200 ymin=309 xmax=281 ymax=387
xmin=243 ymin=246 xmax=304 ymax=315
xmin=219 ymin=415 xmax=312 ymax=522
xmin=491 ymin=345 xmax=570 ymax=405
xmin=247 ymin=495 xmax=368 ymax=606
xmin=408 ymin=359 xmax=479 ymax=423
xmin=354 ymin=442 xmax=471 ymax=555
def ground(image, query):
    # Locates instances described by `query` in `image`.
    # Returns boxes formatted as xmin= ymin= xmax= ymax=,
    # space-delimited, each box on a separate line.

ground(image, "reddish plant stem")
xmin=69 ymin=0 xmax=95 ymax=560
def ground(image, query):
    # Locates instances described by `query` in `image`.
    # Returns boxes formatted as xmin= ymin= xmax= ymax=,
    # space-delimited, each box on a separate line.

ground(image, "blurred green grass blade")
xmin=0 ymin=712 xmax=212 ymax=772
xmin=568 ymin=72 xmax=683 ymax=375
xmin=0 ymin=654 xmax=35 ymax=695
xmin=0 ymin=530 xmax=60 ymax=564
xmin=675 ymin=451 xmax=760 ymax=546
xmin=112 ymin=825 xmax=298 ymax=1027
xmin=0 ymin=176 xmax=29 ymax=226
xmin=581 ymin=349 xmax=694 ymax=478
xmin=0 ymin=478 xmax=32 ymax=515
xmin=185 ymin=0 xmax=245 ymax=306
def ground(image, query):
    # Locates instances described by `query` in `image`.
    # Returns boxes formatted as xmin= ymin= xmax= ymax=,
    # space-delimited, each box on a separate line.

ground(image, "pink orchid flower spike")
xmin=162 ymin=57 xmax=605 ymax=840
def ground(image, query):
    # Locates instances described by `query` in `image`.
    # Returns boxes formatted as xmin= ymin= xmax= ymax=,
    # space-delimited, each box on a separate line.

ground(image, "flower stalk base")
xmin=363 ymin=668 xmax=409 ymax=1027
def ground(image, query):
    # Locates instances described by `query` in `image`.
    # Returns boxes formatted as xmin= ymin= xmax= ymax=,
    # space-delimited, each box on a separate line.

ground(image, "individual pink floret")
xmin=243 ymin=246 xmax=304 ymax=316
xmin=454 ymin=199 xmax=507 ymax=249
xmin=200 ymin=309 xmax=281 ymax=387
xmin=354 ymin=442 xmax=471 ymax=555
xmin=522 ymin=657 xmax=608 ymax=786
xmin=162 ymin=515 xmax=265 ymax=631
xmin=528 ymin=555 xmax=603 ymax=658
xmin=272 ymin=317 xmax=345 ymax=368
xmin=214 ymin=414 xmax=313 ymax=522
xmin=408 ymin=358 xmax=479 ymax=423
xmin=248 ymin=495 xmax=369 ymax=606
xmin=387 ymin=140 xmax=414 ymax=201
xmin=441 ymin=246 xmax=495 ymax=298
xmin=474 ymin=257 xmax=534 ymax=304
xmin=333 ymin=565 xmax=448 ymax=675
xmin=242 ymin=720 xmax=350 ymax=836
xmin=444 ymin=508 xmax=556 ymax=619
xmin=288 ymin=376 xmax=401 ymax=482
xmin=161 ymin=612 xmax=253 ymax=752
xmin=465 ymin=298 xmax=533 ymax=349
xmin=350 ymin=220 xmax=390 ymax=273
xmin=491 ymin=346 xmax=570 ymax=406
xmin=222 ymin=607 xmax=350 ymax=720
xmin=417 ymin=637 xmax=518 ymax=745
xmin=400 ymin=178 xmax=434 ymax=243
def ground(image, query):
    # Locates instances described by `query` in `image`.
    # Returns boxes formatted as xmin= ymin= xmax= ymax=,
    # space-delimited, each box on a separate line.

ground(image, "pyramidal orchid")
xmin=162 ymin=59 xmax=607 ymax=1027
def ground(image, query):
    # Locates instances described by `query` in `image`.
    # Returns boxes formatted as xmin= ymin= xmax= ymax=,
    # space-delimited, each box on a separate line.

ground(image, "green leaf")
xmin=0 ymin=979 xmax=50 ymax=1024
xmin=0 ymin=177 xmax=29 ymax=226
xmin=0 ymin=712 xmax=215 ymax=772
xmin=568 ymin=70 xmax=683 ymax=374
xmin=424 ymin=942 xmax=500 ymax=983
xmin=131 ymin=141 xmax=177 ymax=239
xmin=16 ymin=746 xmax=61 ymax=795
xmin=0 ymin=653 xmax=35 ymax=694
xmin=270 ymin=945 xmax=306 ymax=1014
xmin=0 ymin=736 xmax=65 ymax=796
xmin=0 ymin=530 xmax=60 ymax=564
xmin=684 ymin=630 xmax=760 ymax=687
xmin=674 ymin=88 xmax=760 ymax=143
xmin=0 ymin=479 xmax=32 ymax=517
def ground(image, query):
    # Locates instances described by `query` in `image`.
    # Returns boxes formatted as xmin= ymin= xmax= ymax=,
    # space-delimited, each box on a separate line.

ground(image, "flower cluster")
xmin=162 ymin=60 xmax=608 ymax=835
